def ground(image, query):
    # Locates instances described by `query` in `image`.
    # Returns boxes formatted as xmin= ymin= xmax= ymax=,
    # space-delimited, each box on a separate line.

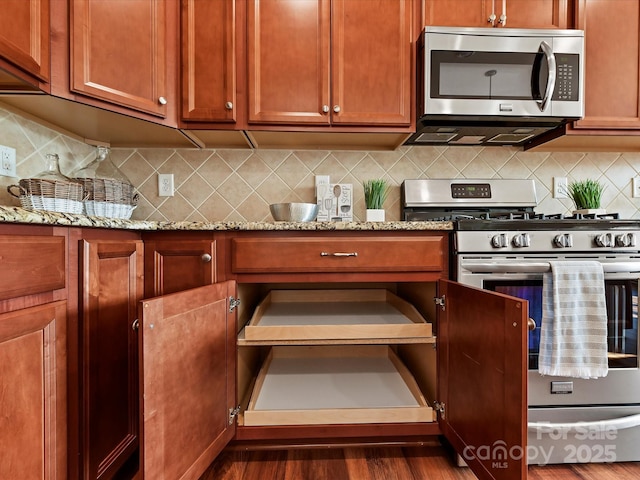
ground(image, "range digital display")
xmin=451 ymin=183 xmax=492 ymax=198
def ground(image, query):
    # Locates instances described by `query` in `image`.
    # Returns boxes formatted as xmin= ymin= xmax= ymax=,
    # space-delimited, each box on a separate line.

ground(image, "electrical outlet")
xmin=158 ymin=173 xmax=174 ymax=196
xmin=633 ymin=177 xmax=640 ymax=198
xmin=0 ymin=145 xmax=17 ymax=177
xmin=553 ymin=177 xmax=568 ymax=199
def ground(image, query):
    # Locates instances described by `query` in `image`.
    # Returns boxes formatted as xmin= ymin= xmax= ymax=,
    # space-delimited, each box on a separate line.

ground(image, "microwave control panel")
xmin=552 ymin=53 xmax=580 ymax=102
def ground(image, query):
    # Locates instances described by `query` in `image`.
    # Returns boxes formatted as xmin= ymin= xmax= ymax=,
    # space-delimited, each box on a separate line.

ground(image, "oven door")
xmin=457 ymin=254 xmax=640 ymax=407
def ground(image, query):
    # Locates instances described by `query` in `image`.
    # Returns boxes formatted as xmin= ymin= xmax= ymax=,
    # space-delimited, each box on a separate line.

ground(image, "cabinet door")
xmin=247 ymin=0 xmax=331 ymax=124
xmin=139 ymin=281 xmax=237 ymax=480
xmin=0 ymin=0 xmax=50 ymax=83
xmin=144 ymin=240 xmax=216 ymax=297
xmin=331 ymin=0 xmax=412 ymax=126
xmin=423 ymin=0 xmax=570 ymax=29
xmin=438 ymin=280 xmax=527 ymax=480
xmin=0 ymin=301 xmax=67 ymax=480
xmin=80 ymin=239 xmax=144 ymax=480
xmin=572 ymin=0 xmax=640 ymax=130
xmin=502 ymin=0 xmax=570 ymax=29
xmin=423 ymin=0 xmax=489 ymax=27
xmin=70 ymin=0 xmax=169 ymax=117
xmin=181 ymin=0 xmax=237 ymax=122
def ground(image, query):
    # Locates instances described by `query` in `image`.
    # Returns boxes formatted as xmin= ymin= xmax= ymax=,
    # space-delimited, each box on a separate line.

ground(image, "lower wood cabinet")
xmin=68 ymin=230 xmax=144 ymax=480
xmin=0 ymin=301 xmax=67 ymax=480
xmin=143 ymin=230 xmax=528 ymax=480
xmin=143 ymin=238 xmax=216 ymax=297
xmin=0 ymin=225 xmax=68 ymax=480
xmin=0 ymin=225 xmax=529 ymax=480
xmin=138 ymin=281 xmax=237 ymax=479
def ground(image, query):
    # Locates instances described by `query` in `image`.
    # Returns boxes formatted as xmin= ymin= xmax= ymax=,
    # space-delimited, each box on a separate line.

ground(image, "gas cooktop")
xmin=401 ymin=178 xmax=640 ymax=228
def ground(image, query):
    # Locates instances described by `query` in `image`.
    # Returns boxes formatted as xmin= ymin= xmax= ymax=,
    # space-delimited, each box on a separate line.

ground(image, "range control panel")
xmin=450 ymin=183 xmax=492 ymax=199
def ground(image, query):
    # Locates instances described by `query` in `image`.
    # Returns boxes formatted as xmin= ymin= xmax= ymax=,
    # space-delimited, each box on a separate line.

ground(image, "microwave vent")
xmin=450 ymin=136 xmax=486 ymax=145
xmin=487 ymin=133 xmax=535 ymax=144
xmin=415 ymin=132 xmax=458 ymax=143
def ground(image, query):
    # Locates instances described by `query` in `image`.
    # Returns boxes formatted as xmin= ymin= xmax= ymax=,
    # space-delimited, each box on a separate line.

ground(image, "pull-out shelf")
xmin=241 ymin=289 xmax=433 ymax=342
xmin=242 ymin=345 xmax=435 ymax=427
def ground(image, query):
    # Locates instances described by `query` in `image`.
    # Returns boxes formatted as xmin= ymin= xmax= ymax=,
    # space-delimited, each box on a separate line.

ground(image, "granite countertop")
xmin=0 ymin=206 xmax=453 ymax=231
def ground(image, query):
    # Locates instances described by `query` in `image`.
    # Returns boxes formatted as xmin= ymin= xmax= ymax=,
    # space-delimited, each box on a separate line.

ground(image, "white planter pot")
xmin=573 ymin=208 xmax=606 ymax=215
xmin=365 ymin=209 xmax=385 ymax=222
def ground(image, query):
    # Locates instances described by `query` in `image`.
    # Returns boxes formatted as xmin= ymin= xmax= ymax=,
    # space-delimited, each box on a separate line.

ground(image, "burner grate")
xmin=542 ymin=212 xmax=620 ymax=220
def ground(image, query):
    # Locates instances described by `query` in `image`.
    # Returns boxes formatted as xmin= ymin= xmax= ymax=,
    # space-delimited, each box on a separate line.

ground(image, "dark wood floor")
xmin=199 ymin=445 xmax=640 ymax=480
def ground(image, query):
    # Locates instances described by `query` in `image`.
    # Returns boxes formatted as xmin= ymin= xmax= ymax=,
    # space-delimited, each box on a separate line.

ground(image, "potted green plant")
xmin=363 ymin=179 xmax=389 ymax=222
xmin=567 ymin=179 xmax=606 ymax=214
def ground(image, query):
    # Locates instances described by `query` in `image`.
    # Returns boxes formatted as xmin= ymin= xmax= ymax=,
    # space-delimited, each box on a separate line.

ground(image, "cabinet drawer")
xmin=0 ymin=235 xmax=65 ymax=300
xmin=242 ymin=345 xmax=434 ymax=426
xmin=231 ymin=235 xmax=446 ymax=273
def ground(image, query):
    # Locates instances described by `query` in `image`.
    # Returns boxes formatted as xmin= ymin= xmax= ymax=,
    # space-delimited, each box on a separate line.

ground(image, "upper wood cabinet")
xmin=0 ymin=0 xmax=50 ymax=90
xmin=180 ymin=0 xmax=239 ymax=123
xmin=572 ymin=0 xmax=640 ymax=131
xmin=70 ymin=0 xmax=176 ymax=119
xmin=247 ymin=0 xmax=413 ymax=127
xmin=423 ymin=0 xmax=572 ymax=29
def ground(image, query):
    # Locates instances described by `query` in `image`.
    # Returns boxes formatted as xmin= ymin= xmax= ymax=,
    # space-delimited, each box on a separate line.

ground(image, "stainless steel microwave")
xmin=405 ymin=26 xmax=585 ymax=147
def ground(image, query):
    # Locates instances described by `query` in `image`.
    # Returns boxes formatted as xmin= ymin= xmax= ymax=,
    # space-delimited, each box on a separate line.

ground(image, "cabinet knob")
xmin=225 ymin=101 xmax=233 ymax=110
xmin=528 ymin=318 xmax=536 ymax=331
xmin=322 ymin=105 xmax=330 ymax=113
xmin=158 ymin=96 xmax=168 ymax=105
xmin=201 ymin=253 xmax=212 ymax=263
xmin=333 ymin=105 xmax=341 ymax=113
xmin=132 ymin=319 xmax=139 ymax=331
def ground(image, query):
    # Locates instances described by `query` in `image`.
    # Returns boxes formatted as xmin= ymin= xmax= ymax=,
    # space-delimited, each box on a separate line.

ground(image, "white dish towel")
xmin=538 ymin=260 xmax=609 ymax=379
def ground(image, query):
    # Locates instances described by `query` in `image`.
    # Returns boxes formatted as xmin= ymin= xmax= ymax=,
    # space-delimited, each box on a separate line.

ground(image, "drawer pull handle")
xmin=320 ymin=252 xmax=358 ymax=257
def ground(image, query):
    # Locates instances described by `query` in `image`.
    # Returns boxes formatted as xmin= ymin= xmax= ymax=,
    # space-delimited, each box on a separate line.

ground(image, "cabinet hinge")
xmin=228 ymin=405 xmax=241 ymax=425
xmin=229 ymin=296 xmax=241 ymax=313
xmin=434 ymin=295 xmax=446 ymax=311
xmin=433 ymin=401 xmax=445 ymax=419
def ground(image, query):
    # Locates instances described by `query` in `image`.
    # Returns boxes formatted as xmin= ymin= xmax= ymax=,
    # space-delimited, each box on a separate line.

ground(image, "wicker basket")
xmin=74 ymin=178 xmax=138 ymax=219
xmin=8 ymin=178 xmax=85 ymax=214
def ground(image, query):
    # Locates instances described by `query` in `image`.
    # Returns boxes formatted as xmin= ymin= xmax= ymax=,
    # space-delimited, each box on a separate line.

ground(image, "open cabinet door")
xmin=139 ymin=281 xmax=237 ymax=479
xmin=438 ymin=280 xmax=528 ymax=480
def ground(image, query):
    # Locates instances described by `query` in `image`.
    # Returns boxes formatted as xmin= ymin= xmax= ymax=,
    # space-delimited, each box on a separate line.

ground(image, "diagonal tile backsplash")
xmin=2 ymin=103 xmax=640 ymax=222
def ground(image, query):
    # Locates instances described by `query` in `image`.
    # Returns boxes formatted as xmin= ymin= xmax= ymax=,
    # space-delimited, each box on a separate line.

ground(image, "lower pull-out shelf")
xmin=242 ymin=345 xmax=435 ymax=427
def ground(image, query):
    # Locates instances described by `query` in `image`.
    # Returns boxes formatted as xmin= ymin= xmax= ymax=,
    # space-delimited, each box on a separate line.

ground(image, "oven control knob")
xmin=512 ymin=233 xmax=531 ymax=248
xmin=595 ymin=233 xmax=614 ymax=248
xmin=615 ymin=233 xmax=636 ymax=247
xmin=491 ymin=233 xmax=509 ymax=248
xmin=553 ymin=233 xmax=573 ymax=248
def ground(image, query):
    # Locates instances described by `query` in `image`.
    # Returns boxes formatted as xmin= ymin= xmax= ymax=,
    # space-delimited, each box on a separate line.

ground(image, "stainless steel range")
xmin=403 ymin=178 xmax=640 ymax=465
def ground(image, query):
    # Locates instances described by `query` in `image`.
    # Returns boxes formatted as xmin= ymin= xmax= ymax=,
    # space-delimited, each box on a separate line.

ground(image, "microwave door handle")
xmin=536 ymin=41 xmax=556 ymax=112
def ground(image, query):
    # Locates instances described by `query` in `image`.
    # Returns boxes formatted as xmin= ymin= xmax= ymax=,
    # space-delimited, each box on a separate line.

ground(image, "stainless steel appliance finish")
xmin=402 ymin=178 xmax=640 ymax=464
xmin=404 ymin=26 xmax=584 ymax=147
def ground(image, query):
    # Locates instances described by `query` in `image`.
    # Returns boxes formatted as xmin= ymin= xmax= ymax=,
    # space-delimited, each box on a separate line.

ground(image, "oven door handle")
xmin=462 ymin=261 xmax=640 ymax=274
xmin=528 ymin=413 xmax=640 ymax=433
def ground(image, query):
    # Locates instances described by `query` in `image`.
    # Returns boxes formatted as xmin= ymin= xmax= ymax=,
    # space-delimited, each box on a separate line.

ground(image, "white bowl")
xmin=269 ymin=202 xmax=318 ymax=222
